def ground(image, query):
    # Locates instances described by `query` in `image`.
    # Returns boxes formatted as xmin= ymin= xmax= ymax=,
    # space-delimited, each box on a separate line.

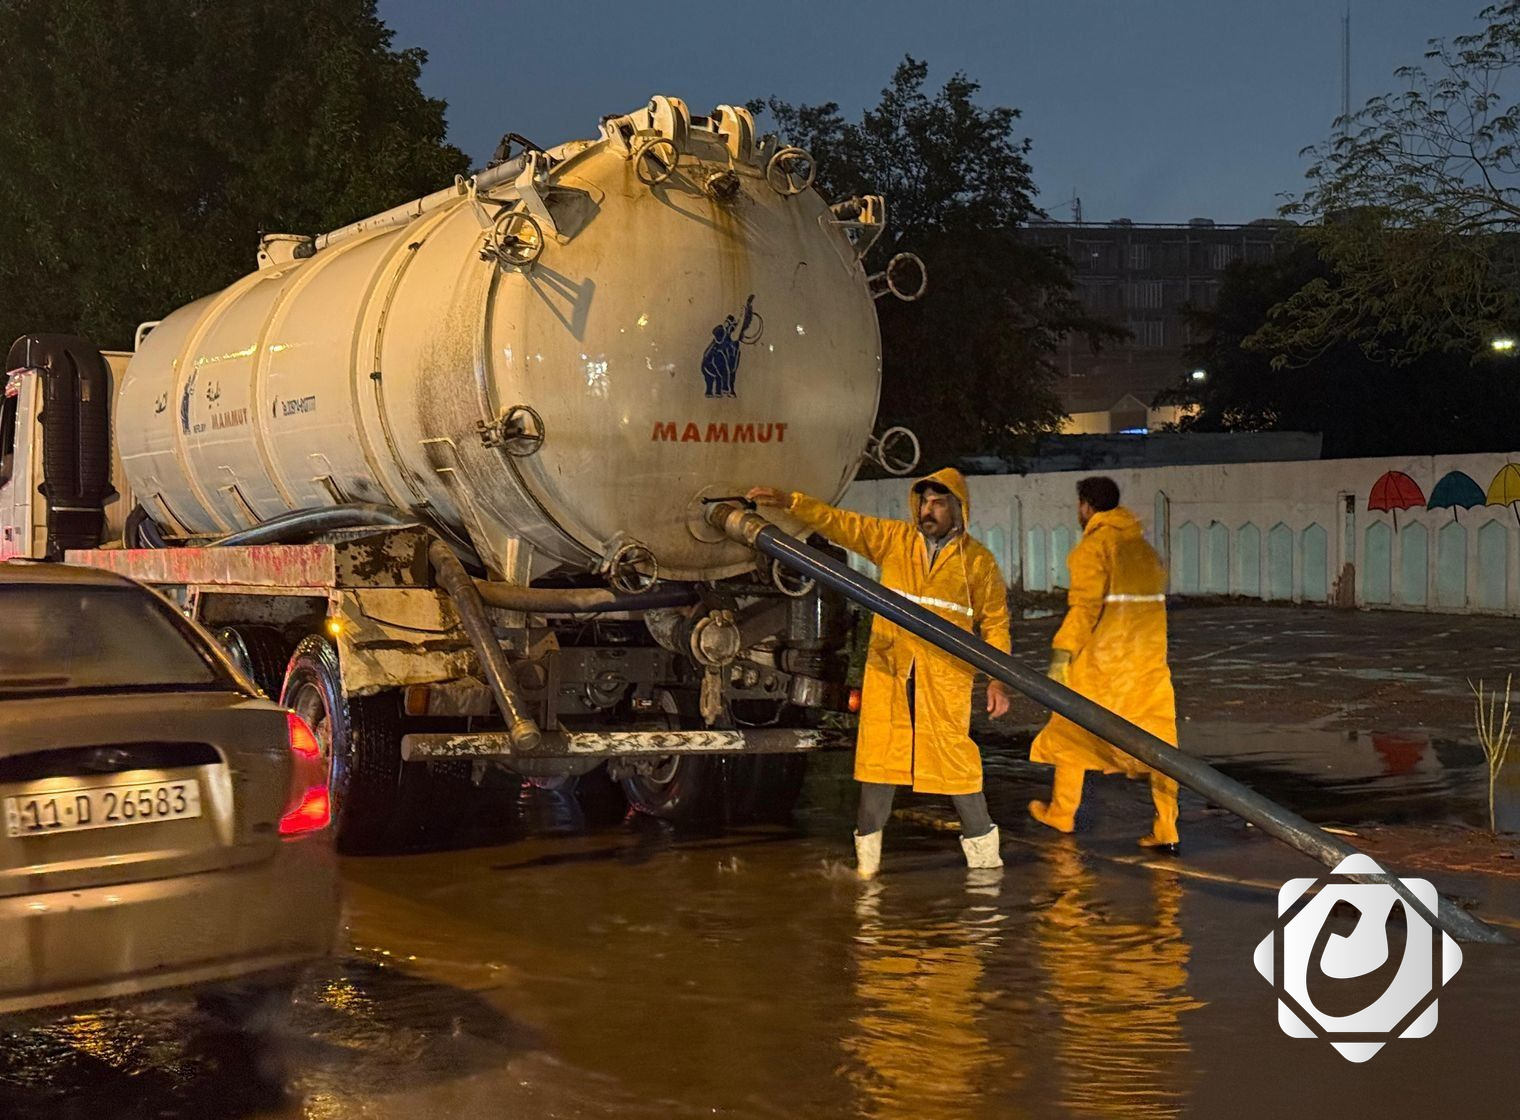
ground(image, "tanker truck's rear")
xmin=4 ymin=96 xmax=925 ymax=851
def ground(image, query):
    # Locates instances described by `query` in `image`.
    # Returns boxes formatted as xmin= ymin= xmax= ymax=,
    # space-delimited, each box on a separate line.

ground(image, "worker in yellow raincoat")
xmin=1029 ymin=477 xmax=1181 ymax=853
xmin=748 ymin=468 xmax=1013 ymax=877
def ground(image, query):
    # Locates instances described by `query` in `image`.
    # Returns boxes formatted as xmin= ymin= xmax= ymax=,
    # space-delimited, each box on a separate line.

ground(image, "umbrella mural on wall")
xmin=1427 ymin=470 xmax=1487 ymax=523
xmin=1368 ymin=470 xmax=1426 ymax=529
xmin=1486 ymin=462 xmax=1520 ymax=525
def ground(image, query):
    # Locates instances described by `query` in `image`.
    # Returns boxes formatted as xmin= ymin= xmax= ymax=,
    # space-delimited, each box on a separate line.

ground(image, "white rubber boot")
xmin=854 ymin=830 xmax=883 ymax=880
xmin=960 ymin=824 xmax=1004 ymax=869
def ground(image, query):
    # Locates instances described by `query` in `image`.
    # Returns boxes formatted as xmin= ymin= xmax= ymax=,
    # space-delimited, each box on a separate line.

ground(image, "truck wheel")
xmin=621 ymin=756 xmax=722 ymax=824
xmin=215 ymin=626 xmax=291 ymax=700
xmin=281 ymin=635 xmax=420 ymax=854
xmin=622 ymin=754 xmax=808 ymax=825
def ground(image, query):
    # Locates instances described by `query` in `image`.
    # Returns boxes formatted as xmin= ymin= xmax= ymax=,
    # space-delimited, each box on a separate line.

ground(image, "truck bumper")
xmin=400 ymin=727 xmax=841 ymax=760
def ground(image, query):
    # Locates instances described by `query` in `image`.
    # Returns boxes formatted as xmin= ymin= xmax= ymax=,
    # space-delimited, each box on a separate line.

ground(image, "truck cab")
xmin=1 ymin=341 xmax=132 ymax=560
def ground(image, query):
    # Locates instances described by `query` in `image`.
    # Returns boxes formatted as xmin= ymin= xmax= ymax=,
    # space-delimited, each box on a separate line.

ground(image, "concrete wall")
xmin=844 ymin=451 xmax=1520 ymax=616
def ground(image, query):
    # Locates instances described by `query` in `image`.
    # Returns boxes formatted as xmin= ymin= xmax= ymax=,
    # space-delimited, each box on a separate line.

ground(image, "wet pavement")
xmin=5 ymin=604 xmax=1520 ymax=1118
xmin=4 ymin=750 xmax=1520 ymax=1120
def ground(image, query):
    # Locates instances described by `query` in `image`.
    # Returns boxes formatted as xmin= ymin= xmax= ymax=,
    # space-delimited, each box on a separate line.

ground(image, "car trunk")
xmin=0 ymin=690 xmax=291 ymax=898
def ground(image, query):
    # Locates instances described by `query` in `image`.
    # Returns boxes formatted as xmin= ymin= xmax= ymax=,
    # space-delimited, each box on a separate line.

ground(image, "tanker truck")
xmin=0 ymin=95 xmax=926 ymax=851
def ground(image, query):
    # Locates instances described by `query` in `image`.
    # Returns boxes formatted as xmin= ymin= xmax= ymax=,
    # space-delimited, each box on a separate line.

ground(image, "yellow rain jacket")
xmin=1031 ymin=506 xmax=1177 ymax=775
xmin=785 ymin=468 xmax=1011 ymax=795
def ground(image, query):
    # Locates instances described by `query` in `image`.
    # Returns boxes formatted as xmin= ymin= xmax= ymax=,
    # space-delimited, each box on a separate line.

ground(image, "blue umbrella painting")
xmin=1427 ymin=470 xmax=1487 ymax=523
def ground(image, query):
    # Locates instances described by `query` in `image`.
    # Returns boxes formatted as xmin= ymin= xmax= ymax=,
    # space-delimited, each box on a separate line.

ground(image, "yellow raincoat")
xmin=1031 ymin=506 xmax=1178 ymax=776
xmin=785 ymin=468 xmax=1011 ymax=795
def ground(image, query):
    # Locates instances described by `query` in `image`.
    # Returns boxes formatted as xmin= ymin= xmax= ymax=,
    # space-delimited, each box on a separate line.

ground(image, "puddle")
xmin=1179 ymin=722 xmax=1520 ymax=833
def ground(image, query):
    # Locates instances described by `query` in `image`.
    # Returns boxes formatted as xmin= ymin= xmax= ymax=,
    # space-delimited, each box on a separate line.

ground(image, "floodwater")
xmin=4 ymin=751 xmax=1520 ymax=1119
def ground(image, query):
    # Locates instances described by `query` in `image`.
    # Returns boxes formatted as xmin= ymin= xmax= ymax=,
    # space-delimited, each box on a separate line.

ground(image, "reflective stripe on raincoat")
xmin=787 ymin=468 xmax=1011 ymax=795
xmin=1031 ymin=506 xmax=1177 ymax=776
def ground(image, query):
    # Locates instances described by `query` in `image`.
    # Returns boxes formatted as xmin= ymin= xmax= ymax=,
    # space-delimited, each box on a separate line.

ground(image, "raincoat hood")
xmin=911 ymin=467 xmax=971 ymax=525
xmin=1085 ymin=506 xmax=1142 ymax=538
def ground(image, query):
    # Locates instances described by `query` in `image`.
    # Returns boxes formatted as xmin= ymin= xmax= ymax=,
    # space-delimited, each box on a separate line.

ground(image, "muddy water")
xmin=3 ymin=753 xmax=1520 ymax=1119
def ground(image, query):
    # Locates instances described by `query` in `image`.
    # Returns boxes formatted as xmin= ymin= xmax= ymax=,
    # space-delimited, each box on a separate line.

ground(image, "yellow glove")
xmin=1047 ymin=649 xmax=1072 ymax=687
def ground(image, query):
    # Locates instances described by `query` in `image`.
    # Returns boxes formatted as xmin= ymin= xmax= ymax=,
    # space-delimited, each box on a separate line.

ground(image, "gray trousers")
xmin=855 ymin=670 xmax=995 ymax=839
xmin=856 ymin=781 xmax=995 ymax=839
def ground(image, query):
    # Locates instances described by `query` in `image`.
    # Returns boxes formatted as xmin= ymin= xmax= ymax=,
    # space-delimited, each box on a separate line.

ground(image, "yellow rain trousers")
xmin=785 ymin=468 xmax=1011 ymax=796
xmin=1030 ymin=507 xmax=1180 ymax=843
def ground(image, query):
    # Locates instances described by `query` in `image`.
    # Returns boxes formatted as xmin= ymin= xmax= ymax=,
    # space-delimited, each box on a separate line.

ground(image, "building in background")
xmin=1021 ymin=217 xmax=1293 ymax=433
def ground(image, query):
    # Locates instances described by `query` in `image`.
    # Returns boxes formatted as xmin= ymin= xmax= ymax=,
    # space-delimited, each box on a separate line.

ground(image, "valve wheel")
xmin=484 ymin=208 xmax=544 ymax=268
xmin=771 ymin=558 xmax=816 ymax=599
xmin=765 ymin=146 xmax=817 ymax=196
xmin=868 ymin=426 xmax=922 ymax=477
xmin=634 ymin=137 xmax=681 ymax=185
xmin=500 ymin=404 xmax=545 ymax=457
xmin=608 ymin=542 xmax=659 ymax=595
xmin=884 ymin=253 xmax=927 ymax=301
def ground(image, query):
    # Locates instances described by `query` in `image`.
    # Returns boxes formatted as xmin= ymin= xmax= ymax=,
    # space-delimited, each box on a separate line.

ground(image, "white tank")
xmin=116 ymin=97 xmax=891 ymax=582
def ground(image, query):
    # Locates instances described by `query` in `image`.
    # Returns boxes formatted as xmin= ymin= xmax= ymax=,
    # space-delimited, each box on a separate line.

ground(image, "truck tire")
xmin=280 ymin=635 xmax=422 ymax=854
xmin=622 ymin=754 xmax=808 ymax=826
xmin=621 ymin=756 xmax=723 ymax=824
xmin=214 ymin=626 xmax=291 ymax=700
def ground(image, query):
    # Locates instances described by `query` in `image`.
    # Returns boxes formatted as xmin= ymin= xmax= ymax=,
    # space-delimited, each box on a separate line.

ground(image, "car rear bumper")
xmin=0 ymin=836 xmax=338 ymax=1017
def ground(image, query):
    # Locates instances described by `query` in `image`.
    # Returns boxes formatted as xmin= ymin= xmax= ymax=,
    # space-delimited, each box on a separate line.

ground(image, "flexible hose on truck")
xmin=428 ymin=540 xmax=543 ymax=754
xmin=704 ymin=500 xmax=1509 ymax=946
xmin=208 ymin=503 xmax=419 ymax=547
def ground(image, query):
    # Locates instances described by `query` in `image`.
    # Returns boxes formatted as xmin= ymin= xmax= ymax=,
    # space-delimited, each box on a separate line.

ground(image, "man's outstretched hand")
xmin=745 ymin=487 xmax=789 ymax=508
xmin=986 ymin=680 xmax=1012 ymax=719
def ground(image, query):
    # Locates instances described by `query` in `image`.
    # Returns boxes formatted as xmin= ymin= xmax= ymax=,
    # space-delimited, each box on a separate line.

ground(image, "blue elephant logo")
xmin=700 ymin=294 xmax=762 ymax=398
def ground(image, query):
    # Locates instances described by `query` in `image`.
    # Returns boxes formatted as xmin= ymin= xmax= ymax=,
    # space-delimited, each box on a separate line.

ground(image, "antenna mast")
xmin=1340 ymin=2 xmax=1352 ymax=130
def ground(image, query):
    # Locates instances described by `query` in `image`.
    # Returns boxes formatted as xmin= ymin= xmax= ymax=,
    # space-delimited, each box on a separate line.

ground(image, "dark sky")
xmin=378 ymin=0 xmax=1483 ymax=224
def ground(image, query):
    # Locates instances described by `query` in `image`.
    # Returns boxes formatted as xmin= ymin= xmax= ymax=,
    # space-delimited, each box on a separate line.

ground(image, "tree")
xmin=751 ymin=58 xmax=1120 ymax=465
xmin=1162 ymin=233 xmax=1520 ymax=457
xmin=0 ymin=0 xmax=468 ymax=351
xmin=1254 ymin=1 xmax=1520 ymax=366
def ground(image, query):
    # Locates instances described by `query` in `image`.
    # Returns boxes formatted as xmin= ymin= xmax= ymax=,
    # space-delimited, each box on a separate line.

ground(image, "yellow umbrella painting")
xmin=1486 ymin=462 xmax=1520 ymax=525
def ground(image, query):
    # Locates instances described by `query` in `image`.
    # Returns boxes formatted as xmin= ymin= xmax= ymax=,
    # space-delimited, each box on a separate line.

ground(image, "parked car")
xmin=0 ymin=562 xmax=338 ymax=1018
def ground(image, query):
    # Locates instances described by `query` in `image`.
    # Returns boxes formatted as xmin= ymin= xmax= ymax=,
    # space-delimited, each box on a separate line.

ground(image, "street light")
xmin=1190 ymin=368 xmax=1208 ymax=381
xmin=1491 ymin=337 xmax=1516 ymax=354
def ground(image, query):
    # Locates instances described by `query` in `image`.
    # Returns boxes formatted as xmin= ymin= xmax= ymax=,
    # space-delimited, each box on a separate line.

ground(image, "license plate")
xmin=4 ymin=780 xmax=202 ymax=838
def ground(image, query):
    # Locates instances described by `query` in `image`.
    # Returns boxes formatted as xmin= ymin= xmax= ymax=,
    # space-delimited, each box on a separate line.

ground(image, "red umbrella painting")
xmin=1368 ymin=470 xmax=1425 ymax=529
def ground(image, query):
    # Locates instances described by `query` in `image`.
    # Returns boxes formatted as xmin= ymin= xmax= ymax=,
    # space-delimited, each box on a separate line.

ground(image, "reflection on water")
xmin=838 ymin=832 xmax=1203 ymax=1120
xmin=1036 ymin=842 xmax=1200 ymax=1120
xmin=844 ymin=879 xmax=1006 ymax=1118
xmin=1180 ymin=722 xmax=1520 ymax=832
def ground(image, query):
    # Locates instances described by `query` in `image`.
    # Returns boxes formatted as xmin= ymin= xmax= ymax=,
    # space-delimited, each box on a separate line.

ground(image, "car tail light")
xmin=279 ymin=711 xmax=330 ymax=836
xmin=847 ymin=687 xmax=862 ymax=714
